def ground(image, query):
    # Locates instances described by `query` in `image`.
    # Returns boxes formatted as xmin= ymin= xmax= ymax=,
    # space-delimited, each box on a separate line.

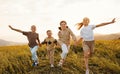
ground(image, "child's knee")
xmin=84 ymin=52 xmax=89 ymax=58
xmin=50 ymin=55 xmax=54 ymax=58
xmin=84 ymin=55 xmax=89 ymax=58
xmin=61 ymin=52 xmax=68 ymax=59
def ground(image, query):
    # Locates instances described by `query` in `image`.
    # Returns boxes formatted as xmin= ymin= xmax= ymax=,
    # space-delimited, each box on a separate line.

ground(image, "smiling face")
xmin=47 ymin=30 xmax=52 ymax=37
xmin=60 ymin=21 xmax=67 ymax=30
xmin=83 ymin=17 xmax=90 ymax=26
xmin=31 ymin=25 xmax=36 ymax=32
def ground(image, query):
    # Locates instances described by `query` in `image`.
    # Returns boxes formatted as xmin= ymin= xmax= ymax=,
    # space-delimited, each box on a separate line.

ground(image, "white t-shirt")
xmin=80 ymin=25 xmax=96 ymax=41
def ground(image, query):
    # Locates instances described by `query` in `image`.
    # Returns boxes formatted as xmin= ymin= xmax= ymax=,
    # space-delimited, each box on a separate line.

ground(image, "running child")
xmin=58 ymin=20 xmax=77 ymax=67
xmin=42 ymin=30 xmax=57 ymax=67
xmin=9 ymin=25 xmax=41 ymax=67
xmin=75 ymin=17 xmax=116 ymax=74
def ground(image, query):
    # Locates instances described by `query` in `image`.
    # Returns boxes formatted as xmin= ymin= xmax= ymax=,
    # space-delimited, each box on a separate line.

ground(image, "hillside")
xmin=76 ymin=33 xmax=120 ymax=41
xmin=0 ymin=40 xmax=120 ymax=74
xmin=0 ymin=39 xmax=25 ymax=46
xmin=94 ymin=33 xmax=120 ymax=40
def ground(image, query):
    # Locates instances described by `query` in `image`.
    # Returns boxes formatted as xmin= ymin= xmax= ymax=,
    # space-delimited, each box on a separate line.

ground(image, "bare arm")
xmin=74 ymin=37 xmax=83 ymax=46
xmin=37 ymin=34 xmax=41 ymax=47
xmin=96 ymin=18 xmax=116 ymax=28
xmin=69 ymin=28 xmax=77 ymax=41
xmin=8 ymin=25 xmax=23 ymax=33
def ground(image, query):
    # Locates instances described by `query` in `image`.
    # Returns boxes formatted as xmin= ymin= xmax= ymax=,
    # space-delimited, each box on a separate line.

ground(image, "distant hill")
xmin=76 ymin=33 xmax=120 ymax=40
xmin=0 ymin=39 xmax=25 ymax=46
xmin=94 ymin=33 xmax=120 ymax=40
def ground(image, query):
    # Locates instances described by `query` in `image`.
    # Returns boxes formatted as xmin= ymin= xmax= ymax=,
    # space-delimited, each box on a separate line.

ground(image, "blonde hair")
xmin=76 ymin=22 xmax=83 ymax=30
xmin=76 ymin=17 xmax=90 ymax=30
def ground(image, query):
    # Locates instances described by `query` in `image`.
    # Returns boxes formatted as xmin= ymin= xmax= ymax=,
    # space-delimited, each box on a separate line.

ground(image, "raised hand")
xmin=8 ymin=25 xmax=23 ymax=33
xmin=111 ymin=18 xmax=116 ymax=23
xmin=8 ymin=25 xmax=14 ymax=30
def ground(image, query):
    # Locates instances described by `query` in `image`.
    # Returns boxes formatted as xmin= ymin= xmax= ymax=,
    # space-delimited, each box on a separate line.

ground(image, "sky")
xmin=0 ymin=0 xmax=120 ymax=42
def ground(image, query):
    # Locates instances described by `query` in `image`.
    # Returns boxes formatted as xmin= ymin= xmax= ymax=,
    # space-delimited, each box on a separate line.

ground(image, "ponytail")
xmin=76 ymin=22 xmax=83 ymax=30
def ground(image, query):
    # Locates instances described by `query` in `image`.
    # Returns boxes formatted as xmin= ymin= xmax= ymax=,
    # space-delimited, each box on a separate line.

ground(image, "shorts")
xmin=82 ymin=41 xmax=94 ymax=52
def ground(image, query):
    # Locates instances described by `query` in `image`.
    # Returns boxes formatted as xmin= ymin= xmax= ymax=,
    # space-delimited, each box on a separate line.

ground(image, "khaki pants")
xmin=47 ymin=48 xmax=54 ymax=65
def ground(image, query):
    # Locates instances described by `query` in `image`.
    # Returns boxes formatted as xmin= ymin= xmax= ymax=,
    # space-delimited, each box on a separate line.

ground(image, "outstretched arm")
xmin=8 ymin=25 xmax=23 ymax=33
xmin=96 ymin=18 xmax=116 ymax=28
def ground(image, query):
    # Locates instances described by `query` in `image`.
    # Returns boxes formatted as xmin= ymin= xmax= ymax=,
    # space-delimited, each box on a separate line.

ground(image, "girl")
xmin=58 ymin=20 xmax=77 ymax=67
xmin=9 ymin=25 xmax=41 ymax=67
xmin=76 ymin=17 xmax=116 ymax=74
xmin=42 ymin=30 xmax=57 ymax=67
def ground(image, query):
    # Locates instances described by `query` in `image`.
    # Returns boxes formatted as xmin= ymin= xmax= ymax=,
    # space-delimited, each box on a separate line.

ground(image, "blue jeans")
xmin=30 ymin=46 xmax=39 ymax=61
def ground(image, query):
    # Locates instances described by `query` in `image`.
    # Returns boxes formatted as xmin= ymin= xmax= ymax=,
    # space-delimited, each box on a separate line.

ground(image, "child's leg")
xmin=58 ymin=44 xmax=69 ymax=66
xmin=82 ymin=41 xmax=90 ymax=74
xmin=84 ymin=50 xmax=90 ymax=70
xmin=89 ymin=41 xmax=94 ymax=57
xmin=30 ymin=46 xmax=39 ymax=62
xmin=50 ymin=50 xmax=54 ymax=65
xmin=61 ymin=44 xmax=68 ymax=59
xmin=59 ymin=44 xmax=68 ymax=65
xmin=47 ymin=49 xmax=50 ymax=60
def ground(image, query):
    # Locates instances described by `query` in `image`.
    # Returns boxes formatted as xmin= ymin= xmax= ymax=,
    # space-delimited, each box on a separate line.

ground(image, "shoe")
xmin=58 ymin=62 xmax=62 ymax=67
xmin=51 ymin=64 xmax=54 ymax=67
xmin=85 ymin=69 xmax=89 ymax=74
xmin=32 ymin=62 xmax=35 ymax=67
xmin=32 ymin=61 xmax=38 ymax=67
xmin=58 ymin=59 xmax=63 ymax=67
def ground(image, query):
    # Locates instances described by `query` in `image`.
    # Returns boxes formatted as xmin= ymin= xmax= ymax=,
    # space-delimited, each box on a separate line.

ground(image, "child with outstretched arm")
xmin=9 ymin=25 xmax=41 ymax=67
xmin=75 ymin=17 xmax=116 ymax=74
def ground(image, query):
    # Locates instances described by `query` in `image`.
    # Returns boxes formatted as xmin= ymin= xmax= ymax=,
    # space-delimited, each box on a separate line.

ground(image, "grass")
xmin=0 ymin=40 xmax=120 ymax=74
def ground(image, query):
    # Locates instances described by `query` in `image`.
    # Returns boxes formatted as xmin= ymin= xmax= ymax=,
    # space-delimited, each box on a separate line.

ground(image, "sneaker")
xmin=58 ymin=62 xmax=62 ymax=67
xmin=51 ymin=64 xmax=54 ymax=67
xmin=58 ymin=59 xmax=63 ymax=67
xmin=35 ymin=62 xmax=39 ymax=66
xmin=32 ymin=62 xmax=35 ymax=67
xmin=85 ymin=69 xmax=89 ymax=74
xmin=32 ymin=61 xmax=38 ymax=67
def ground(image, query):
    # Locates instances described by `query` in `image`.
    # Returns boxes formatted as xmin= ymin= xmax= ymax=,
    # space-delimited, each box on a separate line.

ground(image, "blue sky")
xmin=0 ymin=0 xmax=120 ymax=42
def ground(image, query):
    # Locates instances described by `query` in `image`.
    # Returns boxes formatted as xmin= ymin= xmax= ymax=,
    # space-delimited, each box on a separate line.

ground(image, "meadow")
xmin=0 ymin=40 xmax=120 ymax=74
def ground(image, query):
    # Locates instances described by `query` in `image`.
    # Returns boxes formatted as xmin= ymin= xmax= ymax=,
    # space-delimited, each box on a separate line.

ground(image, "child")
xmin=75 ymin=17 xmax=116 ymax=74
xmin=58 ymin=20 xmax=77 ymax=67
xmin=8 ymin=25 xmax=41 ymax=67
xmin=42 ymin=30 xmax=57 ymax=67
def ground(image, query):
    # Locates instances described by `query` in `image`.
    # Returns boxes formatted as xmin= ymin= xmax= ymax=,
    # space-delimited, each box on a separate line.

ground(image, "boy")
xmin=42 ymin=30 xmax=57 ymax=67
xmin=9 ymin=25 xmax=41 ymax=67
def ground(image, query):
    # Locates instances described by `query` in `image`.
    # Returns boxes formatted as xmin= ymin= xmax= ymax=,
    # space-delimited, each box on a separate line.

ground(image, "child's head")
xmin=31 ymin=25 xmax=36 ymax=32
xmin=83 ymin=17 xmax=90 ymax=26
xmin=59 ymin=20 xmax=67 ymax=30
xmin=76 ymin=17 xmax=90 ymax=30
xmin=46 ymin=30 xmax=52 ymax=37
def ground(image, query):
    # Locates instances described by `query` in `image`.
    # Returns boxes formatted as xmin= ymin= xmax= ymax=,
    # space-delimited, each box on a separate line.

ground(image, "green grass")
xmin=0 ymin=40 xmax=120 ymax=74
